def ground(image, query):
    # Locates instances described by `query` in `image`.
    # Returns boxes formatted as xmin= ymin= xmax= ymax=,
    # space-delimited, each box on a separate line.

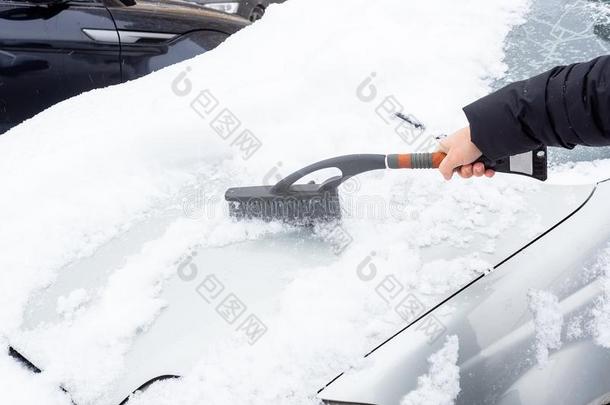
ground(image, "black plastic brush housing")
xmin=226 ymin=184 xmax=342 ymax=223
xmin=226 ymin=154 xmax=387 ymax=224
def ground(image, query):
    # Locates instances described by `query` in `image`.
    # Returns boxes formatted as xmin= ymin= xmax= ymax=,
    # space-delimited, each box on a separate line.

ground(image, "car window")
xmin=198 ymin=30 xmax=230 ymax=51
xmin=500 ymin=0 xmax=610 ymax=164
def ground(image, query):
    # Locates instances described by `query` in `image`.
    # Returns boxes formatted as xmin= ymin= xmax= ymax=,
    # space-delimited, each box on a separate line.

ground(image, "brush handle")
xmin=387 ymin=152 xmax=447 ymax=169
xmin=387 ymin=152 xmax=506 ymax=173
xmin=387 ymin=151 xmax=547 ymax=180
xmin=271 ymin=148 xmax=547 ymax=195
xmin=387 ymin=152 xmax=498 ymax=169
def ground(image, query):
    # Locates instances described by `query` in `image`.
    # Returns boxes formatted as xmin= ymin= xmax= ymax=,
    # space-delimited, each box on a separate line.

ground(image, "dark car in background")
xmin=0 ymin=0 xmax=248 ymax=134
xmin=194 ymin=0 xmax=285 ymax=21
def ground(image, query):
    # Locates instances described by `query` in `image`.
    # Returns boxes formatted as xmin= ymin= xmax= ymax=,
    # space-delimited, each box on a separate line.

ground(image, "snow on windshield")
xmin=1 ymin=0 xmax=610 ymax=404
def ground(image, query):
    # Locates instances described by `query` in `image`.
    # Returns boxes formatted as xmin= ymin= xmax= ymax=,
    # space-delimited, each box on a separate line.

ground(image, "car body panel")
xmin=104 ymin=0 xmax=247 ymax=35
xmin=101 ymin=0 xmax=248 ymax=80
xmin=318 ymin=181 xmax=610 ymax=405
xmin=114 ymin=29 xmax=233 ymax=81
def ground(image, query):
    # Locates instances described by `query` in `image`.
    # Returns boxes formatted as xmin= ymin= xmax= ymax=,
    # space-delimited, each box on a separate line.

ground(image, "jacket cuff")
xmin=463 ymin=83 xmax=541 ymax=161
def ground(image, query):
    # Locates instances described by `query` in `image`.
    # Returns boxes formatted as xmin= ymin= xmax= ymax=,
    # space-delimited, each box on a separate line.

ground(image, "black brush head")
xmin=225 ymin=154 xmax=387 ymax=225
xmin=225 ymin=184 xmax=341 ymax=225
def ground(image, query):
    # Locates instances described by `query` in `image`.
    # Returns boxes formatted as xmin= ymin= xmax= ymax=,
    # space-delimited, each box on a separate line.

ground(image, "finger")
xmin=485 ymin=169 xmax=495 ymax=178
xmin=459 ymin=165 xmax=473 ymax=179
xmin=473 ymin=162 xmax=485 ymax=177
xmin=438 ymin=152 xmax=460 ymax=180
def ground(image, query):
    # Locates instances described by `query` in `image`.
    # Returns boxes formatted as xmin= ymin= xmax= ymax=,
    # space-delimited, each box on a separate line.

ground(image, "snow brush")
xmin=225 ymin=147 xmax=547 ymax=224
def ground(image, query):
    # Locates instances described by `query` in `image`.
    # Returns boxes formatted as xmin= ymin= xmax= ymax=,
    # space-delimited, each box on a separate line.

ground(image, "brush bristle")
xmin=226 ymin=186 xmax=341 ymax=225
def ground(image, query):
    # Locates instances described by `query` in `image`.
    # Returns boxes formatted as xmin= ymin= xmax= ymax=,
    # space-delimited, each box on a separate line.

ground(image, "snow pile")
xmin=527 ymin=289 xmax=563 ymax=366
xmin=558 ymin=245 xmax=610 ymax=346
xmin=57 ymin=289 xmax=91 ymax=321
xmin=400 ymin=335 xmax=461 ymax=405
xmin=593 ymin=248 xmax=610 ymax=348
xmin=566 ymin=314 xmax=586 ymax=341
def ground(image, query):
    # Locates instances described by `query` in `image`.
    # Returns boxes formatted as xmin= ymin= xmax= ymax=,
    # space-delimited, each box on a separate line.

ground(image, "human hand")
xmin=438 ymin=127 xmax=495 ymax=180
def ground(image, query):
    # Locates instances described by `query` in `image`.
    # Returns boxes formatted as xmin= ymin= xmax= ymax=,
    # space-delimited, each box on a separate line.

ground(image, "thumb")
xmin=438 ymin=151 xmax=461 ymax=180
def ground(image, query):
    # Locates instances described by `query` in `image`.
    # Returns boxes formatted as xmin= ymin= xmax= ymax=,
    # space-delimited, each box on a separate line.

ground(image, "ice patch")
xmin=400 ymin=335 xmax=461 ymax=405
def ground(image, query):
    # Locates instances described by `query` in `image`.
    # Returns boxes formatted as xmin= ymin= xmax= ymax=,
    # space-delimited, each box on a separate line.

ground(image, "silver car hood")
xmin=8 ymin=181 xmax=598 ymax=404
xmin=319 ymin=180 xmax=610 ymax=405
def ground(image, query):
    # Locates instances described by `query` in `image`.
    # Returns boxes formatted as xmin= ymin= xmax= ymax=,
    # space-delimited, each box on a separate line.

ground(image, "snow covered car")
xmin=3 ymin=0 xmax=610 ymax=405
xmin=194 ymin=0 xmax=286 ymax=21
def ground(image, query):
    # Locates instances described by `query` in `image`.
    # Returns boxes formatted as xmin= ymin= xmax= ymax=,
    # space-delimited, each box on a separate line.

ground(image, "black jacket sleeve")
xmin=463 ymin=55 xmax=610 ymax=161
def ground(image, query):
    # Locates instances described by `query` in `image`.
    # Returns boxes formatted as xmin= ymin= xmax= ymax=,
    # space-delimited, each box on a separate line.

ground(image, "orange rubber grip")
xmin=389 ymin=152 xmax=447 ymax=169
